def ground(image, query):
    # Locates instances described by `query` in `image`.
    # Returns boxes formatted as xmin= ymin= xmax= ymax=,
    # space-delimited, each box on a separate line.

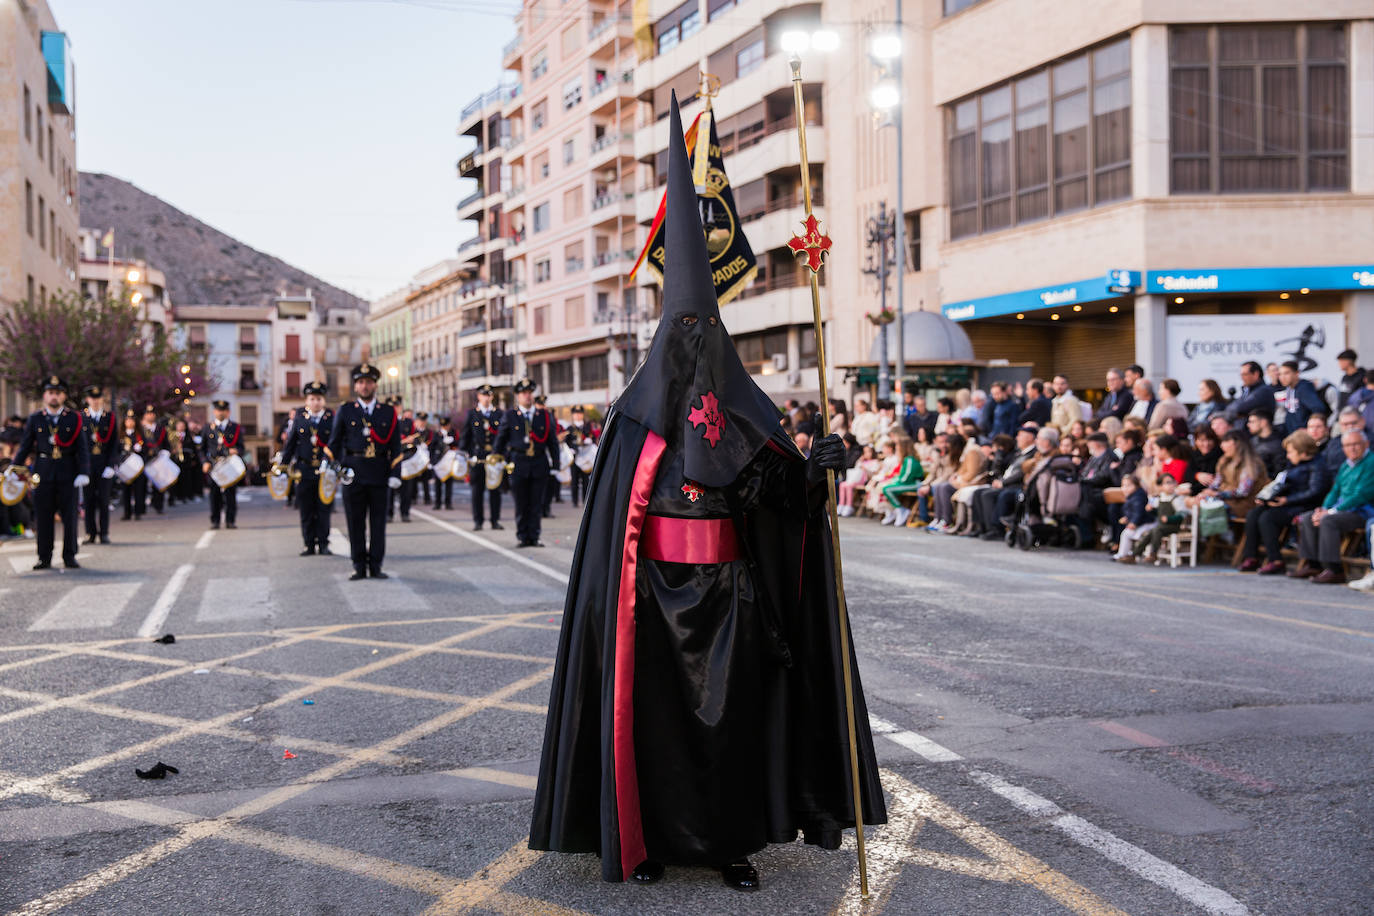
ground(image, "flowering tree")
xmin=126 ymin=339 xmax=216 ymax=416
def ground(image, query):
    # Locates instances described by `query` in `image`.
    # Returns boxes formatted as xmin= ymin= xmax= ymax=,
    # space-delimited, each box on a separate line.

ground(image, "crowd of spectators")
xmin=800 ymin=348 xmax=1374 ymax=590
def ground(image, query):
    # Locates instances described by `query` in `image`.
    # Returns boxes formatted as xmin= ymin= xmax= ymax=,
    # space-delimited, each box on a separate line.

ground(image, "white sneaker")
xmin=880 ymin=511 xmax=895 ymax=526
xmin=1348 ymin=571 xmax=1374 ymax=592
xmin=893 ymin=508 xmax=911 ymax=527
xmin=928 ymin=519 xmax=945 ymax=532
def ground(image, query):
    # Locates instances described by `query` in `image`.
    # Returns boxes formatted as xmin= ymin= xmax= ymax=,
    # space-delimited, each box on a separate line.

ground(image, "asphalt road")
xmin=0 ymin=484 xmax=1370 ymax=915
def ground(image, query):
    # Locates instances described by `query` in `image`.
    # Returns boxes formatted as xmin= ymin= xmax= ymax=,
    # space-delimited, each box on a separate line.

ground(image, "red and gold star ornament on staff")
xmin=788 ymin=213 xmax=833 ymax=274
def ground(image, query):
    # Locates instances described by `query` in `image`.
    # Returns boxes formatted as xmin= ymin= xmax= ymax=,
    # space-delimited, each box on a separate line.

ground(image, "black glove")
xmin=805 ymin=433 xmax=846 ymax=486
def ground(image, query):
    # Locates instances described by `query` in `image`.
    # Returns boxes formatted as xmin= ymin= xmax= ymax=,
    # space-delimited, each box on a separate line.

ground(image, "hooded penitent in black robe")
xmin=529 ymin=93 xmax=886 ymax=882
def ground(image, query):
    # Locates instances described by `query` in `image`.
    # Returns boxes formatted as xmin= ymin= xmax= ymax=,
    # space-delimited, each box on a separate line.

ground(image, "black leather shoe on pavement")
xmin=100 ymin=536 xmax=111 ymax=545
xmin=489 ymin=522 xmax=503 ymax=530
xmin=33 ymin=561 xmax=51 ymax=570
xmin=85 ymin=535 xmax=97 ymax=545
xmin=64 ymin=559 xmax=80 ymax=569
xmin=369 ymin=570 xmax=389 ymax=580
xmin=529 ymin=540 xmax=545 ymax=548
xmin=318 ymin=546 xmax=333 ymax=556
xmin=720 ymin=860 xmax=760 ymax=891
xmin=226 ymin=522 xmax=237 ymax=529
xmin=300 ymin=547 xmax=315 ymax=556
xmin=349 ymin=569 xmax=367 ymax=581
xmin=631 ymin=860 xmax=664 ymax=884
xmin=472 ymin=523 xmax=483 ymax=531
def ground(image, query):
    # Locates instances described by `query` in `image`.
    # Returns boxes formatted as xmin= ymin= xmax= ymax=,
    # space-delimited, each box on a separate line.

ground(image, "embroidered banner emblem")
xmin=688 ymin=391 xmax=725 ymax=448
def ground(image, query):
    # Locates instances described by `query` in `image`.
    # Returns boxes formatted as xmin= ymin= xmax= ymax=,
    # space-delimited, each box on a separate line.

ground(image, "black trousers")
xmin=35 ymin=479 xmax=79 ymax=564
xmin=131 ymin=476 xmax=148 ymax=517
xmin=149 ymin=484 xmax=165 ymax=513
xmin=973 ymin=486 xmax=1020 ymax=533
xmin=297 ymin=475 xmax=331 ymax=548
xmin=1241 ymin=504 xmax=1305 ymax=560
xmin=440 ymin=477 xmax=454 ymax=509
xmin=84 ymin=476 xmax=112 ymax=538
xmin=344 ymin=483 xmax=388 ymax=572
xmin=570 ymin=466 xmax=590 ymax=506
xmin=469 ymin=476 xmax=501 ymax=525
xmin=209 ymin=482 xmax=237 ymax=524
xmin=419 ymin=472 xmax=432 ymax=505
xmin=512 ymin=471 xmax=547 ymax=544
xmin=389 ymin=478 xmax=413 ymax=519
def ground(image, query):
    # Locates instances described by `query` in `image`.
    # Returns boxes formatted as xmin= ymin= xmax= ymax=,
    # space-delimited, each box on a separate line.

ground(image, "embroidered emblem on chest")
xmin=687 ymin=391 xmax=725 ymax=448
xmin=681 ymin=481 xmax=703 ymax=503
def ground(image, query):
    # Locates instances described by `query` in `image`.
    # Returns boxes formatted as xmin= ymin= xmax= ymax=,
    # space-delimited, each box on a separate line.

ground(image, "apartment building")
xmin=175 ymin=305 xmax=276 ymax=469
xmin=316 ymin=304 xmax=368 ymax=403
xmin=367 ymin=288 xmax=412 ymax=405
xmin=406 ymin=258 xmax=467 ymax=415
xmin=77 ymin=228 xmax=173 ymax=336
xmin=458 ymin=0 xmax=640 ymax=415
xmin=0 ymin=0 xmax=78 ymax=414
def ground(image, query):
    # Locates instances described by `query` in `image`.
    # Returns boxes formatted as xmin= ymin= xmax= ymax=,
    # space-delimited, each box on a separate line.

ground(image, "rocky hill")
xmin=79 ymin=172 xmax=365 ymax=313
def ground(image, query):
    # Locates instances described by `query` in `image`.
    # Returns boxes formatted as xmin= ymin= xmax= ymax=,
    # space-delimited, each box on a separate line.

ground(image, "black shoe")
xmin=318 ymin=546 xmax=333 ymax=556
xmin=528 ymin=540 xmax=545 ymax=548
xmin=64 ymin=559 xmax=80 ymax=569
xmin=349 ymin=569 xmax=367 ymax=581
xmin=121 ymin=513 xmax=132 ymax=521
xmin=369 ymin=570 xmax=389 ymax=580
xmin=210 ymin=522 xmax=220 ymax=529
xmin=542 ymin=511 xmax=553 ymax=519
xmin=226 ymin=522 xmax=237 ymax=529
xmin=515 ymin=541 xmax=529 ymax=549
xmin=720 ymin=860 xmax=759 ymax=891
xmin=33 ymin=560 xmax=51 ymax=570
xmin=472 ymin=523 xmax=483 ymax=531
xmin=631 ymin=860 xmax=665 ymax=884
xmin=300 ymin=547 xmax=316 ymax=556
xmin=85 ymin=535 xmax=97 ymax=544
xmin=489 ymin=522 xmax=503 ymax=530
xmin=100 ymin=536 xmax=111 ymax=545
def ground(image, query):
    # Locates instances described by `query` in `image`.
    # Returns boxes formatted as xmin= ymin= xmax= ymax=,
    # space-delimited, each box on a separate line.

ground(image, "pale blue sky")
xmin=59 ymin=0 xmax=514 ymax=301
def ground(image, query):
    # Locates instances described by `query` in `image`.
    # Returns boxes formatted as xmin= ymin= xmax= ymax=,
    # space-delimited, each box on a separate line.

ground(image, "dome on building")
xmin=868 ymin=309 xmax=976 ymax=364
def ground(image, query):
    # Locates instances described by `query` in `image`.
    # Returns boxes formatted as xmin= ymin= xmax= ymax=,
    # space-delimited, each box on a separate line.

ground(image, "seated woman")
xmin=951 ymin=434 xmax=1011 ymax=536
xmin=1187 ymin=430 xmax=1269 ymax=523
xmin=1237 ymin=431 xmax=1332 ymax=574
xmin=931 ymin=433 xmax=985 ymax=533
xmin=1187 ymin=379 xmax=1228 ymax=429
xmin=1191 ymin=425 xmax=1221 ymax=486
xmin=862 ymin=436 xmax=905 ymax=518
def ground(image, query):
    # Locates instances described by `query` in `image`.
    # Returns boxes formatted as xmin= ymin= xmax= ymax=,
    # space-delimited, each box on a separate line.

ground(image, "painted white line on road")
xmin=413 ymin=509 xmax=567 ymax=585
xmin=335 ymin=572 xmax=425 ymax=615
xmin=197 ymin=576 xmax=271 ymax=622
xmin=331 ymin=527 xmax=346 ymax=544
xmin=29 ymin=582 xmax=141 ymax=632
xmin=452 ymin=566 xmax=564 ymax=607
xmin=135 ymin=564 xmax=194 ymax=638
xmin=195 ymin=530 xmax=216 ymax=550
xmin=1052 ymin=813 xmax=1251 ymax=916
xmin=8 ymin=555 xmax=33 ymax=573
xmin=968 ymin=769 xmax=1064 ymax=818
xmin=869 ymin=714 xmax=964 ymax=763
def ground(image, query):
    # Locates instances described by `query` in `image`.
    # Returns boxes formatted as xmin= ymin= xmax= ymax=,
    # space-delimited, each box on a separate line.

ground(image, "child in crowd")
xmin=837 ymin=445 xmax=879 ymax=517
xmin=1114 ymin=474 xmax=1154 ymax=563
xmin=1135 ymin=473 xmax=1187 ymax=564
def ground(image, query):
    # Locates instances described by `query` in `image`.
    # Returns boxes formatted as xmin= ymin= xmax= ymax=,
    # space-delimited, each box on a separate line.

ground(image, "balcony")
xmin=458 ymin=234 xmax=483 ymax=253
xmin=460 ymin=320 xmax=487 ymax=337
xmin=460 ymin=365 xmax=488 ymax=380
xmin=458 ymin=152 xmax=479 ymax=176
xmin=565 ymin=258 xmax=585 ymax=274
xmin=456 ymin=188 xmax=485 ymax=219
xmin=502 ymin=32 xmax=522 ymax=67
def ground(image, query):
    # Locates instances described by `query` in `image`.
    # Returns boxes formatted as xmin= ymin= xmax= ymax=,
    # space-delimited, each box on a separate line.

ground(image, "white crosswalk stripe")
xmin=28 ymin=582 xmax=142 ymax=631
xmin=452 ymin=566 xmax=564 ymax=607
xmin=335 ymin=572 xmax=424 ymax=614
xmin=196 ymin=576 xmax=272 ymax=623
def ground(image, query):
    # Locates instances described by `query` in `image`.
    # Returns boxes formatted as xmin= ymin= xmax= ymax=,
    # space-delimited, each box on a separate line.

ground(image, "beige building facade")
xmin=367 ymin=288 xmax=412 ymax=405
xmin=0 ymin=0 xmax=78 ymax=413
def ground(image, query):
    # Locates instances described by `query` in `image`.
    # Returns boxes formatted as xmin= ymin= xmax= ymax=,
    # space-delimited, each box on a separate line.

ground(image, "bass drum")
xmin=0 ymin=467 xmax=30 ymax=507
xmin=210 ymin=454 xmax=247 ymax=489
xmin=144 ymin=452 xmax=181 ymax=493
xmin=432 ymin=450 xmax=458 ymax=482
xmin=575 ymin=443 xmax=598 ymax=473
xmin=115 ymin=452 xmax=144 ymax=484
xmin=400 ymin=444 xmax=430 ymax=481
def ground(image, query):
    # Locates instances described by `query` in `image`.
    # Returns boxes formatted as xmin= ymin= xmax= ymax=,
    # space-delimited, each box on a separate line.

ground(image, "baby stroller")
xmin=1005 ymin=454 xmax=1083 ymax=550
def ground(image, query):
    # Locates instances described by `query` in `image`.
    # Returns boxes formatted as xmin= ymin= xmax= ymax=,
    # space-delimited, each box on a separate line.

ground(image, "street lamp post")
xmin=870 ymin=19 xmax=905 ymax=402
xmin=862 ymin=203 xmax=896 ymax=400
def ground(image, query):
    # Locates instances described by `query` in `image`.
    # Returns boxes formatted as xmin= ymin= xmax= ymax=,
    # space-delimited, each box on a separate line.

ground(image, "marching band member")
xmin=285 ymin=381 xmax=335 ymax=556
xmin=202 ymin=399 xmax=244 ymax=529
xmin=562 ymin=405 xmax=600 ymax=508
xmin=436 ymin=416 xmax=457 ymax=509
xmin=459 ymin=384 xmax=503 ymax=531
xmin=537 ymin=394 xmax=561 ymax=518
xmin=138 ymin=405 xmax=169 ymax=516
xmin=494 ymin=378 xmax=558 ymax=548
xmin=170 ymin=418 xmax=200 ymax=507
xmin=82 ymin=385 xmax=117 ymax=544
xmin=326 ymin=363 xmax=402 ymax=579
xmin=119 ymin=409 xmax=141 ymax=521
xmin=15 ymin=376 xmax=91 ymax=570
xmin=389 ymin=397 xmax=415 ymax=523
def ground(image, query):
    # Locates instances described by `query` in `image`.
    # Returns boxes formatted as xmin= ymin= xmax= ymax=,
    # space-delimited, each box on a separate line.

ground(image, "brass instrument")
xmin=484 ymin=452 xmax=508 ymax=490
xmin=1 ymin=466 xmax=32 ymax=506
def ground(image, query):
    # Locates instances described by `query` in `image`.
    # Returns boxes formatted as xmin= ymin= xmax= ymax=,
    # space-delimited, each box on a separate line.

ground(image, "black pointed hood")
xmin=613 ymin=92 xmax=783 ymax=487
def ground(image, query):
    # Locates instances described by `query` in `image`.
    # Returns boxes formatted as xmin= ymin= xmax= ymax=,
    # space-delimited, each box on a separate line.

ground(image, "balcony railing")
xmin=588 ymin=18 xmax=613 ymax=42
xmin=457 ymin=188 xmax=484 ymax=210
xmin=458 ymin=235 xmax=483 ymax=253
xmin=591 ymin=132 xmax=619 ymax=152
xmin=502 ymin=32 xmax=522 ymax=60
xmin=734 ymin=271 xmax=825 ymax=300
xmin=739 ymin=188 xmax=825 ymax=224
xmin=460 ymin=366 xmax=488 ymax=379
xmin=565 ymin=258 xmax=585 ymax=273
xmin=592 ymin=192 xmax=630 ymax=210
xmin=462 ymin=82 xmax=521 ymax=121
xmin=460 ymin=321 xmax=486 ymax=336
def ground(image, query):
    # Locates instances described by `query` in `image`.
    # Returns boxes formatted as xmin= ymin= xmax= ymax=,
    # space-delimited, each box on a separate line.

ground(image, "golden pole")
xmin=786 ymin=53 xmax=869 ymax=899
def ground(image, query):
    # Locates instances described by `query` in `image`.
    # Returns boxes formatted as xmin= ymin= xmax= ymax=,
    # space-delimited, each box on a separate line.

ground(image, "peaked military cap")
xmin=477 ymin=384 xmax=494 ymax=396
xmin=351 ymin=363 xmax=381 ymax=382
xmin=41 ymin=375 xmax=66 ymax=393
xmin=142 ymin=403 xmax=158 ymax=415
xmin=514 ymin=377 xmax=537 ymax=394
xmin=212 ymin=399 xmax=231 ymax=410
xmin=84 ymin=385 xmax=104 ymax=399
xmin=303 ymin=381 xmax=327 ymax=397
xmin=416 ymin=411 xmax=429 ymax=420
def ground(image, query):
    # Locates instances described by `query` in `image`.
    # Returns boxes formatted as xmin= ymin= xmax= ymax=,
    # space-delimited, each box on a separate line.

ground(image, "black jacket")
xmin=1018 ymin=396 xmax=1053 ymax=428
xmin=16 ymin=408 xmax=91 ymax=484
xmin=1095 ymin=389 xmax=1134 ymax=421
xmin=326 ymin=401 xmax=401 ymax=487
xmin=1267 ymin=456 xmax=1331 ymax=511
xmin=1226 ymin=384 xmax=1277 ymax=421
xmin=202 ymin=420 xmax=243 ymax=461
xmin=1251 ymin=432 xmax=1286 ymax=478
xmin=84 ymin=409 xmax=119 ymax=474
xmin=1111 ymin=447 xmax=1144 ymax=486
xmin=494 ymin=406 xmax=560 ymax=477
xmin=1079 ymin=450 xmax=1116 ymax=490
xmin=459 ymin=407 xmax=502 ymax=456
xmin=284 ymin=408 xmax=334 ymax=478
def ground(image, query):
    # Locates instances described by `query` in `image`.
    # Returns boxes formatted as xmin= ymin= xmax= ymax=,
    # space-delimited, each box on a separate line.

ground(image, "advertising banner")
xmin=1165 ymin=312 xmax=1346 ymax=395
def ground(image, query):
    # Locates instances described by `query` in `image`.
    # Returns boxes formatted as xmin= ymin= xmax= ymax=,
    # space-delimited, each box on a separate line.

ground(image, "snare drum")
xmin=115 ymin=453 xmax=145 ymax=484
xmin=144 ymin=452 xmax=181 ymax=492
xmin=210 ymin=454 xmax=247 ymax=489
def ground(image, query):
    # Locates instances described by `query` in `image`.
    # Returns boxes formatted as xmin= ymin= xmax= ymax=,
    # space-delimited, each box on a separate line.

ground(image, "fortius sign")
xmin=1166 ymin=312 xmax=1346 ymax=393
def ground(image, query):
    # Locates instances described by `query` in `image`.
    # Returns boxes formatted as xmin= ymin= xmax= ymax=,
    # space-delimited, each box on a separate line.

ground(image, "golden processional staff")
xmin=784 ymin=42 xmax=870 ymax=899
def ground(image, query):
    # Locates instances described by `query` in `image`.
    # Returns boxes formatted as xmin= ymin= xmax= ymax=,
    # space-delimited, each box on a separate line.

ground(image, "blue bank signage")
xmin=942 ymin=271 xmax=1139 ymax=322
xmin=1147 ymin=265 xmax=1374 ymax=295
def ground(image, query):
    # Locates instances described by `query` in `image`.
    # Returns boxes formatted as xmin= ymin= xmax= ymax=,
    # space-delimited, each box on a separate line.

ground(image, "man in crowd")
xmin=1018 ymin=378 xmax=1053 ymax=428
xmin=1336 ymin=349 xmax=1363 ymax=409
xmin=1075 ymin=432 xmax=1115 ymax=545
xmin=458 ymin=384 xmax=504 ymax=531
xmin=1276 ymin=359 xmax=1330 ymax=434
xmin=15 ymin=377 xmax=90 ymax=569
xmin=974 ymin=423 xmax=1039 ymax=540
xmin=1290 ymin=430 xmax=1374 ymax=585
xmin=961 ymin=389 xmax=987 ymax=426
xmin=327 ymin=363 xmax=402 ymax=579
xmin=1125 ymin=378 xmax=1158 ymax=426
xmin=983 ymin=382 xmax=1019 ymax=438
xmin=1247 ymin=409 xmax=1287 ymax=477
xmin=1095 ymin=368 xmax=1134 ymax=421
xmin=850 ymin=397 xmax=879 ymax=447
xmin=494 ymin=378 xmax=559 ymax=548
xmin=284 ymin=380 xmax=334 ymax=556
xmin=139 ymin=405 xmax=169 ymax=516
xmin=1227 ymin=361 xmax=1277 ymax=421
xmin=82 ymin=385 xmax=118 ymax=545
xmin=1326 ymin=407 xmax=1364 ymax=474
xmin=902 ymin=393 xmax=937 ymax=441
xmin=202 ymin=399 xmax=244 ymax=529
xmin=1049 ymin=375 xmax=1082 ymax=434
xmin=1123 ymin=365 xmax=1144 ymax=390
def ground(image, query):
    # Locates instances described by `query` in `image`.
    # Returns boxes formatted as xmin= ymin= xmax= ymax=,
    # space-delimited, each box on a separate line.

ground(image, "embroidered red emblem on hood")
xmin=687 ymin=391 xmax=725 ymax=448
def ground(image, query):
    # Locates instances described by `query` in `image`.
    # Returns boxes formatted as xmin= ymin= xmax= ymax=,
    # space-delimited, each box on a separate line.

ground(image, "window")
xmin=25 ymin=181 xmax=33 ymax=236
xmin=35 ymin=107 xmax=42 ymax=158
xmin=736 ymin=38 xmax=765 ymax=77
xmin=947 ymin=37 xmax=1131 ymax=239
xmin=533 ymin=304 xmax=549 ymax=334
xmin=240 ymin=404 xmax=258 ymax=436
xmin=563 ymin=136 xmax=576 ymax=164
xmin=655 ymin=0 xmax=699 ymax=54
xmin=285 ymin=334 xmax=302 ymax=362
xmin=240 ymin=363 xmax=258 ymax=389
xmin=800 ymin=326 xmax=818 ymax=369
xmin=36 ymin=195 xmax=45 ymax=248
xmin=905 ymin=211 xmax=922 ymax=272
xmin=565 ymin=296 xmax=585 ymax=327
xmin=49 ymin=211 xmax=55 ymax=259
xmin=565 ymin=242 xmax=585 ymax=274
xmin=531 ymin=48 xmax=548 ymax=80
xmin=734 ymin=329 xmax=790 ymax=375
xmin=579 ymin=353 xmax=608 ymax=388
xmin=563 ymin=185 xmax=583 ymax=219
xmin=27 ymin=275 xmax=35 ymax=305
xmin=548 ymin=358 xmax=575 ymax=393
xmin=188 ymin=325 xmax=207 ymax=351
xmin=1169 ymin=23 xmax=1348 ymax=193
xmin=708 ymin=0 xmax=735 ymax=21
xmin=286 ymin=371 xmax=302 ymax=396
xmin=653 ymin=66 xmax=703 ymax=120
xmin=533 ymin=202 xmax=551 ymax=232
xmin=239 ymin=325 xmax=257 ymax=352
xmin=47 ymin=126 xmax=54 ymax=173
xmin=532 ymin=100 xmax=548 ymax=132
xmin=562 ymin=78 xmax=582 ymax=111
xmin=534 ymin=152 xmax=549 ymax=181
xmin=23 ymin=84 xmax=30 ymax=140
xmin=534 ymin=258 xmax=552 ymax=282
xmin=462 ymin=345 xmax=486 ymax=373
xmin=944 ymin=0 xmax=984 ymax=14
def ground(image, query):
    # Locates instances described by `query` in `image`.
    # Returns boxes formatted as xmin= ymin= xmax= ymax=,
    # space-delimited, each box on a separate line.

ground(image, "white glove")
xmin=74 ymin=474 xmax=90 ymax=489
xmin=101 ymin=467 xmax=115 ymax=480
xmin=388 ymin=477 xmax=401 ymax=490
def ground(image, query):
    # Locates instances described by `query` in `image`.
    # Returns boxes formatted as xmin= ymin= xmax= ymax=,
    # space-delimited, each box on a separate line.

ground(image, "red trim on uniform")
xmin=142 ymin=426 xmax=166 ymax=451
xmin=365 ymin=407 xmax=397 ymax=444
xmin=223 ymin=423 xmax=241 ymax=448
xmin=93 ymin=411 xmax=116 ymax=444
xmin=529 ymin=408 xmax=552 ymax=444
xmin=641 ymin=515 xmax=740 ymax=564
xmin=612 ymin=429 xmax=666 ymax=881
xmin=53 ymin=411 xmax=82 ymax=448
